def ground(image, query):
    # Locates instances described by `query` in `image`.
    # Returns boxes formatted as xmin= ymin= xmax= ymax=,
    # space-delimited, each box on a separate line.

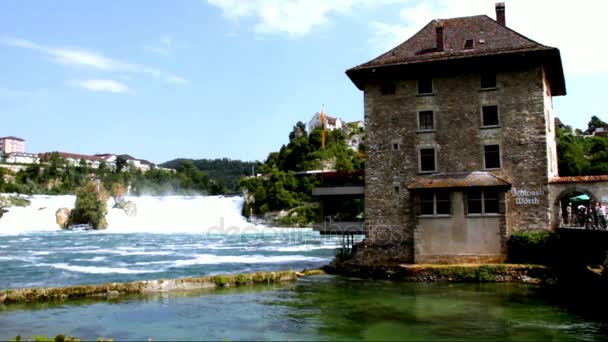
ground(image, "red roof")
xmin=0 ymin=136 xmax=25 ymax=142
xmin=346 ymin=14 xmax=565 ymax=96
xmin=549 ymin=176 xmax=608 ymax=184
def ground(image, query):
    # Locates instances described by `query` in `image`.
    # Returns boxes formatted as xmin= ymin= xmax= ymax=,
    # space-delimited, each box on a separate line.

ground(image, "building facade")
xmin=308 ymin=112 xmax=343 ymax=133
xmin=0 ymin=136 xmax=26 ymax=155
xmin=346 ymin=3 xmax=566 ymax=263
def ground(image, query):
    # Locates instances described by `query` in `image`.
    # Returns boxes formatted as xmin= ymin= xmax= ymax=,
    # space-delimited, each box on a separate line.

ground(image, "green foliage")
xmin=1 ymin=156 xmax=228 ymax=196
xmin=69 ymin=182 xmax=107 ymax=229
xmin=240 ymin=120 xmax=364 ymax=223
xmin=507 ymin=230 xmax=558 ymax=265
xmin=557 ymin=116 xmax=608 ymax=176
xmin=160 ymin=158 xmax=257 ymax=192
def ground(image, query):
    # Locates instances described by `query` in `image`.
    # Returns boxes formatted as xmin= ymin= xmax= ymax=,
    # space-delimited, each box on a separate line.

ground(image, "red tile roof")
xmin=346 ymin=15 xmax=565 ymax=96
xmin=549 ymin=176 xmax=608 ymax=184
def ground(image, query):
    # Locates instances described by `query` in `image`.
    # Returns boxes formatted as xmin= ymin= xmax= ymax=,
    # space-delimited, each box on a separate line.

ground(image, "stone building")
xmin=345 ymin=3 xmax=566 ymax=263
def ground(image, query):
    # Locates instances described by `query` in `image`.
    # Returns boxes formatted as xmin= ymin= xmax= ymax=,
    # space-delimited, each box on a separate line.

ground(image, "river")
xmin=0 ymin=195 xmax=606 ymax=340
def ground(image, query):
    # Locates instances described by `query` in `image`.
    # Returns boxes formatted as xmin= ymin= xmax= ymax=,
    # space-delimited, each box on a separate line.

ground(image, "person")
xmin=566 ymin=203 xmax=572 ymax=226
xmin=597 ymin=202 xmax=607 ymax=230
xmin=577 ymin=204 xmax=586 ymax=228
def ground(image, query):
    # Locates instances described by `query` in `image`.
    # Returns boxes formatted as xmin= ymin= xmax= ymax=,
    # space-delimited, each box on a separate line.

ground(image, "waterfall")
xmin=0 ymin=194 xmax=253 ymax=234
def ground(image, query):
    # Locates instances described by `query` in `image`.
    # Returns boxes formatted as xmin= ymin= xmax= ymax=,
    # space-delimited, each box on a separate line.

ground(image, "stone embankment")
xmin=323 ymin=263 xmax=554 ymax=284
xmin=0 ymin=269 xmax=325 ymax=305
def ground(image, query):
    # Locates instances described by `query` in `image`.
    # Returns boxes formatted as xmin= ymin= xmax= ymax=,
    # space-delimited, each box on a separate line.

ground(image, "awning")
xmin=407 ymin=171 xmax=511 ymax=190
xmin=570 ymin=194 xmax=590 ymax=203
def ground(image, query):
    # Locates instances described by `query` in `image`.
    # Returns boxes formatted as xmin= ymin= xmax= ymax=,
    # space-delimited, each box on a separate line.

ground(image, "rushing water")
xmin=1 ymin=195 xmax=606 ymax=340
xmin=0 ymin=195 xmax=345 ymax=289
xmin=2 ymin=276 xmax=607 ymax=341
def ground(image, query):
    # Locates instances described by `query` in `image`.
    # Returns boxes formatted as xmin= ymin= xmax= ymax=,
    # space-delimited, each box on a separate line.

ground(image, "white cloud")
xmin=367 ymin=0 xmax=608 ymax=74
xmin=68 ymin=79 xmax=131 ymax=94
xmin=207 ymin=0 xmax=362 ymax=37
xmin=0 ymin=36 xmax=188 ymax=84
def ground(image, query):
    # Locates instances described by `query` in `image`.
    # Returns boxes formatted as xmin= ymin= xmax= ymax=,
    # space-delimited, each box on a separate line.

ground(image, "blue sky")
xmin=1 ymin=0 xmax=606 ymax=163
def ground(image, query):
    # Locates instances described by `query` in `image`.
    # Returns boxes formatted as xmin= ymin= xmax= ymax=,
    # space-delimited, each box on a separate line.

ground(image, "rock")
xmin=122 ymin=201 xmax=137 ymax=217
xmin=56 ymin=208 xmax=71 ymax=229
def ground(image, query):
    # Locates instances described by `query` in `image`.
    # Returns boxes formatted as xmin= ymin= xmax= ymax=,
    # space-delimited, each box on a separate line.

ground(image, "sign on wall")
xmin=511 ymin=188 xmax=545 ymax=205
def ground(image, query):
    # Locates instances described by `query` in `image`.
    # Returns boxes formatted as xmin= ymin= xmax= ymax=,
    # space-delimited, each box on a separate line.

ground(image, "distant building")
xmin=117 ymin=154 xmax=155 ymax=172
xmin=4 ymin=152 xmax=39 ymax=164
xmin=347 ymin=120 xmax=365 ymax=129
xmin=308 ymin=112 xmax=343 ymax=133
xmin=0 ymin=136 xmax=25 ymax=155
xmin=40 ymin=152 xmax=104 ymax=169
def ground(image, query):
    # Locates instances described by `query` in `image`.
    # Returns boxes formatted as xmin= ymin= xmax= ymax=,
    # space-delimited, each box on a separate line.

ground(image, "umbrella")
xmin=570 ymin=194 xmax=590 ymax=203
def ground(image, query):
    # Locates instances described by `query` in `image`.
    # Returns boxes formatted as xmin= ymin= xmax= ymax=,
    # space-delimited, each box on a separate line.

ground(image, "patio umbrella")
xmin=570 ymin=194 xmax=590 ymax=203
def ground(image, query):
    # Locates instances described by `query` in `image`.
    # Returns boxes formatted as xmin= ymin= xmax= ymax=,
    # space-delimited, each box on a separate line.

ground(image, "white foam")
xmin=0 ymin=194 xmax=314 ymax=235
xmin=170 ymin=254 xmax=326 ymax=267
xmin=46 ymin=263 xmax=157 ymax=274
xmin=73 ymin=256 xmax=107 ymax=262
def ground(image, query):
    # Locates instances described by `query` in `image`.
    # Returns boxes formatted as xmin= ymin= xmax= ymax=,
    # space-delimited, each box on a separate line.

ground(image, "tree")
xmin=69 ymin=182 xmax=108 ymax=229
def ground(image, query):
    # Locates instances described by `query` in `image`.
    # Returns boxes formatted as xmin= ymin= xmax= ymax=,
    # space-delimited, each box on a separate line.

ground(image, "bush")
xmin=69 ymin=182 xmax=108 ymax=229
xmin=507 ymin=230 xmax=559 ymax=265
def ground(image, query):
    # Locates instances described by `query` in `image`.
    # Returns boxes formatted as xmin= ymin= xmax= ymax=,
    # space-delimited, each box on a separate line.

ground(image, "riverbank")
xmin=0 ymin=269 xmax=325 ymax=305
xmin=323 ymin=262 xmax=555 ymax=284
xmin=0 ymin=263 xmax=559 ymax=306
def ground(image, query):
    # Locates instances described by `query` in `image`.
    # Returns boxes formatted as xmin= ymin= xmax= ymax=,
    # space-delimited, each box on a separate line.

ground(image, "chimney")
xmin=436 ymin=26 xmax=444 ymax=51
xmin=495 ymin=2 xmax=506 ymax=26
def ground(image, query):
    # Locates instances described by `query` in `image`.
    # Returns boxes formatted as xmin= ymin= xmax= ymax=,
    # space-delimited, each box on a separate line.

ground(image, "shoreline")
xmin=0 ymin=264 xmax=560 ymax=306
xmin=323 ymin=263 xmax=555 ymax=284
xmin=0 ymin=269 xmax=326 ymax=305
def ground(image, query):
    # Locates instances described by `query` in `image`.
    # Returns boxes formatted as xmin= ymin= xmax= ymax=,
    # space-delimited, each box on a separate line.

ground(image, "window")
xmin=393 ymin=143 xmax=400 ymax=151
xmin=419 ymin=148 xmax=436 ymax=172
xmin=463 ymin=39 xmax=474 ymax=50
xmin=417 ymin=77 xmax=433 ymax=94
xmin=484 ymin=144 xmax=501 ymax=169
xmin=419 ymin=191 xmax=451 ymax=216
xmin=481 ymin=71 xmax=496 ymax=89
xmin=482 ymin=105 xmax=499 ymax=126
xmin=380 ymin=83 xmax=396 ymax=95
xmin=467 ymin=190 xmax=499 ymax=214
xmin=418 ymin=111 xmax=434 ymax=131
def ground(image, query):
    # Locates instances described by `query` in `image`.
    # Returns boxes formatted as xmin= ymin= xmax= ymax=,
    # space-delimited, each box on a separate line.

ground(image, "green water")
xmin=1 ymin=275 xmax=605 ymax=341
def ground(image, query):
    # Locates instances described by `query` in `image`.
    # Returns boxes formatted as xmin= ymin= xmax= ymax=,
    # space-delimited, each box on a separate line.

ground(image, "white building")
xmin=4 ymin=152 xmax=39 ymax=164
xmin=307 ymin=112 xmax=343 ymax=133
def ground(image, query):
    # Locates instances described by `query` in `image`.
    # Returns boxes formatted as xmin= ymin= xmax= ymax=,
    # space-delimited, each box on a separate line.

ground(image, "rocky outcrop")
xmin=55 ymin=208 xmax=71 ymax=229
xmin=122 ymin=201 xmax=137 ymax=217
xmin=68 ymin=181 xmax=109 ymax=230
xmin=115 ymin=199 xmax=137 ymax=217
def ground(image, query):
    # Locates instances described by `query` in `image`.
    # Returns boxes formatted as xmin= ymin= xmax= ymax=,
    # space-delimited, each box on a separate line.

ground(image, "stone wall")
xmin=360 ymin=63 xmax=554 ymax=264
xmin=549 ymin=181 xmax=608 ymax=228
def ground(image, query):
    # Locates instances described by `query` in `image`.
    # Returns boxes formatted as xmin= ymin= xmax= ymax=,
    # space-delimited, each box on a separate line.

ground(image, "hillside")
xmin=160 ymin=158 xmax=257 ymax=192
